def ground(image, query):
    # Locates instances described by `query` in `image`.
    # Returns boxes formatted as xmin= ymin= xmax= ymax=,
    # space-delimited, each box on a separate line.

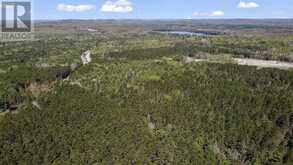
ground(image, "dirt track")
xmin=234 ymin=58 xmax=293 ymax=70
xmin=189 ymin=56 xmax=293 ymax=70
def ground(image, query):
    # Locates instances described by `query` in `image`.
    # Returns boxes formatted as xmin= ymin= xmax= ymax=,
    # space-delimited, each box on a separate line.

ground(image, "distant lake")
xmin=155 ymin=30 xmax=221 ymax=36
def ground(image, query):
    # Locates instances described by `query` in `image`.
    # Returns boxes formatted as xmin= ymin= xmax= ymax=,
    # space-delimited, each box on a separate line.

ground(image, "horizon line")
xmin=33 ymin=18 xmax=293 ymax=21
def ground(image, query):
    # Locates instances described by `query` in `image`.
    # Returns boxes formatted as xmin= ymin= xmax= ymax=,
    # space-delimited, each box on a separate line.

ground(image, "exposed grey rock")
xmin=81 ymin=50 xmax=92 ymax=65
xmin=32 ymin=101 xmax=41 ymax=110
xmin=70 ymin=63 xmax=81 ymax=71
xmin=183 ymin=56 xmax=194 ymax=64
xmin=148 ymin=122 xmax=155 ymax=130
xmin=147 ymin=113 xmax=155 ymax=131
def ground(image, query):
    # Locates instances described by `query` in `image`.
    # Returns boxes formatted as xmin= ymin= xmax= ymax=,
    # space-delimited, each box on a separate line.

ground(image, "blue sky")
xmin=30 ymin=0 xmax=293 ymax=19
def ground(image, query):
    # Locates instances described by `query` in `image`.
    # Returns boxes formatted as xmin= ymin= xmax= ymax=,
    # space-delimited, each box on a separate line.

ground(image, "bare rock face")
xmin=147 ymin=113 xmax=155 ymax=132
xmin=32 ymin=101 xmax=41 ymax=110
xmin=70 ymin=63 xmax=81 ymax=72
xmin=183 ymin=56 xmax=194 ymax=64
xmin=81 ymin=50 xmax=92 ymax=65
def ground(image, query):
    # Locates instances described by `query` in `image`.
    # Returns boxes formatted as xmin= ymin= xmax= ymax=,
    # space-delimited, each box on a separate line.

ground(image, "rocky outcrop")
xmin=70 ymin=63 xmax=81 ymax=72
xmin=81 ymin=50 xmax=92 ymax=65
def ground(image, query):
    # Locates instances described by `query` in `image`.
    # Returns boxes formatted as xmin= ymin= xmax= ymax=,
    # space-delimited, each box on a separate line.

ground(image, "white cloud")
xmin=211 ymin=10 xmax=225 ymax=16
xmin=57 ymin=4 xmax=95 ymax=12
xmin=101 ymin=0 xmax=133 ymax=13
xmin=192 ymin=12 xmax=202 ymax=16
xmin=193 ymin=10 xmax=225 ymax=17
xmin=238 ymin=1 xmax=259 ymax=9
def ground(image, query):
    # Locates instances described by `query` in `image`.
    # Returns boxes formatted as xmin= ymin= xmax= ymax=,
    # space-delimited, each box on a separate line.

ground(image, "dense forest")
xmin=0 ymin=56 xmax=292 ymax=164
xmin=0 ymin=20 xmax=293 ymax=164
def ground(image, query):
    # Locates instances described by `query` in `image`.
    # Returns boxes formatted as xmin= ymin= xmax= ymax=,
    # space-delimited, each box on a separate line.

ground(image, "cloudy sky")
xmin=31 ymin=0 xmax=293 ymax=19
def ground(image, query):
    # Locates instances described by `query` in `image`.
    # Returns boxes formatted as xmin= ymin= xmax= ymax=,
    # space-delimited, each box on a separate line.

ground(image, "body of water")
xmin=156 ymin=31 xmax=220 ymax=36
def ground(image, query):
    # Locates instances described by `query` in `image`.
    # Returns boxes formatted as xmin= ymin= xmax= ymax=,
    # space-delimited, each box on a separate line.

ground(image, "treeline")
xmin=0 ymin=38 xmax=98 ymax=64
xmin=106 ymin=36 xmax=293 ymax=62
